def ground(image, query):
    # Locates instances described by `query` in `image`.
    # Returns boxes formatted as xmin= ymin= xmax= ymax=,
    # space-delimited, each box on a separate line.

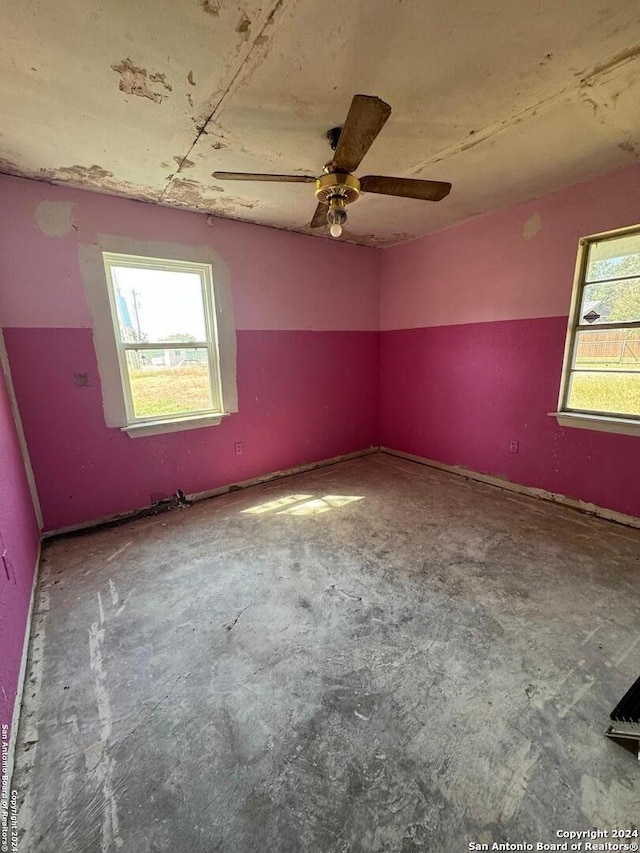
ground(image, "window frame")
xmin=553 ymin=223 xmax=640 ymax=437
xmin=102 ymin=251 xmax=225 ymax=431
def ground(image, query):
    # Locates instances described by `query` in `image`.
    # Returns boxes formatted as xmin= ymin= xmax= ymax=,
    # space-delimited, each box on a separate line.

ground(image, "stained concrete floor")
xmin=12 ymin=452 xmax=640 ymax=852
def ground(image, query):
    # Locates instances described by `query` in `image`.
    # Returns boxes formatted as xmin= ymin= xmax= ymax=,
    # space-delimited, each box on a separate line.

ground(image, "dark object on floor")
xmin=605 ymin=675 xmax=640 ymax=758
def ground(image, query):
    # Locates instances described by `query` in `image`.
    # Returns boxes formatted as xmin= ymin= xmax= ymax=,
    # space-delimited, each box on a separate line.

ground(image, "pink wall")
xmin=5 ymin=327 xmax=378 ymax=531
xmin=0 ymin=174 xmax=380 ymax=532
xmin=0 ymin=176 xmax=380 ymax=332
xmin=2 ymin=159 xmax=638 ymax=774
xmin=380 ymin=163 xmax=640 ymax=519
xmin=0 ymin=344 xmax=40 ymax=740
xmin=2 ymin=159 xmax=640 ymax=542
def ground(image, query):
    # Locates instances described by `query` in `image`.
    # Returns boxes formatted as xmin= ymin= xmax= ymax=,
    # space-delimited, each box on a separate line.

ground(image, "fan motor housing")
xmin=315 ymin=173 xmax=360 ymax=204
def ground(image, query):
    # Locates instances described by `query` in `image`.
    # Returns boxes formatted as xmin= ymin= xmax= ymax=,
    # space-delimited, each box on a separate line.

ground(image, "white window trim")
xmin=122 ymin=412 xmax=225 ymax=437
xmin=103 ymin=252 xmax=225 ymax=431
xmin=80 ymin=236 xmax=238 ymax=437
xmin=551 ymin=222 xmax=640 ymax=437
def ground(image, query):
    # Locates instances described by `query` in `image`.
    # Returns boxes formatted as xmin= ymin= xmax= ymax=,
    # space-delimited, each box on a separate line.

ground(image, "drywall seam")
xmin=160 ymin=0 xmax=287 ymax=203
xmin=380 ymin=447 xmax=640 ymax=529
xmin=0 ymin=330 xmax=43 ymax=529
xmin=42 ymin=446 xmax=379 ymax=538
xmin=79 ymin=235 xmax=238 ymax=428
xmin=6 ymin=542 xmax=41 ymax=794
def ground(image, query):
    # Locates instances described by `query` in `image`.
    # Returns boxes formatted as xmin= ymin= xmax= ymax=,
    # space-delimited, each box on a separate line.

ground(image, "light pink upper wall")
xmin=0 ymin=173 xmax=380 ymax=532
xmin=0 ymin=174 xmax=380 ymax=331
xmin=380 ymin=163 xmax=640 ymax=330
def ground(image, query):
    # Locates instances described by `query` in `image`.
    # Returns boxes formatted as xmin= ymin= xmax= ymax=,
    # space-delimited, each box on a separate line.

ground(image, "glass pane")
xmin=111 ymin=265 xmax=207 ymax=343
xmin=567 ymin=370 xmax=640 ymax=416
xmin=125 ymin=348 xmax=213 ymax=418
xmin=573 ymin=329 xmax=640 ymax=371
xmin=586 ymin=233 xmax=640 ymax=282
xmin=580 ymin=278 xmax=640 ymax=324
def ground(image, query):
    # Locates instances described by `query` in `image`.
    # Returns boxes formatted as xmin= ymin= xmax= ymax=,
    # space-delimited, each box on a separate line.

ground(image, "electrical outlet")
xmin=234 ymin=441 xmax=243 ymax=455
xmin=509 ymin=440 xmax=519 ymax=453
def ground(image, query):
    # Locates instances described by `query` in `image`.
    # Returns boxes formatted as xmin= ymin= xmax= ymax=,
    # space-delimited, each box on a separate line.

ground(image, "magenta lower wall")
xmin=0 ymin=356 xmax=39 ymax=738
xmin=380 ymin=318 xmax=640 ymax=519
xmin=4 ymin=327 xmax=379 ymax=532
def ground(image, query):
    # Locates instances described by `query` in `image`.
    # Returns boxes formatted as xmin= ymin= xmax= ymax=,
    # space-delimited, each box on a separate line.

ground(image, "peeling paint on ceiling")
xmin=111 ymin=58 xmax=171 ymax=104
xmin=2 ymin=0 xmax=640 ymax=246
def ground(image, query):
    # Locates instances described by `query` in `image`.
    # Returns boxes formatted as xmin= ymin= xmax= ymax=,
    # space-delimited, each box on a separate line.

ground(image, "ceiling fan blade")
xmin=332 ymin=95 xmax=392 ymax=173
xmin=360 ymin=175 xmax=452 ymax=201
xmin=310 ymin=201 xmax=328 ymax=228
xmin=212 ymin=171 xmax=316 ymax=183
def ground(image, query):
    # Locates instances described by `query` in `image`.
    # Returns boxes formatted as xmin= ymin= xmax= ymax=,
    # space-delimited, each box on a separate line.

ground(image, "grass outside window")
xmin=559 ymin=227 xmax=640 ymax=427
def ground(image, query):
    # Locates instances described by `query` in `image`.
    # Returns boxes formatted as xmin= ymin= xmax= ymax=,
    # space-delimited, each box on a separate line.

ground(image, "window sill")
xmin=122 ymin=412 xmax=229 ymax=438
xmin=549 ymin=411 xmax=640 ymax=437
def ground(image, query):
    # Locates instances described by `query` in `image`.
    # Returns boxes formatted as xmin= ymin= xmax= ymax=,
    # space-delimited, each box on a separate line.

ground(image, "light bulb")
xmin=326 ymin=195 xmax=347 ymax=238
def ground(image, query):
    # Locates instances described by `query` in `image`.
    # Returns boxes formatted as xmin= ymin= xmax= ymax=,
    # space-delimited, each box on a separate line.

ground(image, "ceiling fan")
xmin=213 ymin=94 xmax=452 ymax=238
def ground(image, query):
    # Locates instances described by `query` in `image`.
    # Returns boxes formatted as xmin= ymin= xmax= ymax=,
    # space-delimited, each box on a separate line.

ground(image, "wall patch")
xmin=523 ymin=212 xmax=542 ymax=240
xmin=34 ymin=201 xmax=76 ymax=238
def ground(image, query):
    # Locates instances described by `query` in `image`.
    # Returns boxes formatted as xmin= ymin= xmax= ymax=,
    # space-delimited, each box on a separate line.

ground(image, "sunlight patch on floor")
xmin=241 ymin=495 xmax=314 ymax=514
xmin=241 ymin=494 xmax=364 ymax=516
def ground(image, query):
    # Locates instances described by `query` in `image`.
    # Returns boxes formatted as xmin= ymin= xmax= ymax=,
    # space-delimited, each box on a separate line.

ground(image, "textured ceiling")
xmin=2 ymin=0 xmax=640 ymax=246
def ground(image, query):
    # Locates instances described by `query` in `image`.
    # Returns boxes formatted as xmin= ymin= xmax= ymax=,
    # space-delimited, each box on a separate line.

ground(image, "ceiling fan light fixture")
xmin=327 ymin=195 xmax=347 ymax=238
xmin=214 ymin=95 xmax=452 ymax=237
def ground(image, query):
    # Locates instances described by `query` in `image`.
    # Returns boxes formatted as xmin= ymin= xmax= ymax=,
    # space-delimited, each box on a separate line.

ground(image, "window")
xmin=102 ymin=252 xmax=227 ymax=434
xmin=555 ymin=225 xmax=640 ymax=436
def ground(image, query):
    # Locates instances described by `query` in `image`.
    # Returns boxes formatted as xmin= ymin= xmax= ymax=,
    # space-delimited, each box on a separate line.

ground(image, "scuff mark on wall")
xmin=523 ymin=212 xmax=542 ymax=240
xmin=187 ymin=71 xmax=196 ymax=86
xmin=111 ymin=59 xmax=170 ymax=104
xmin=35 ymin=200 xmax=76 ymax=237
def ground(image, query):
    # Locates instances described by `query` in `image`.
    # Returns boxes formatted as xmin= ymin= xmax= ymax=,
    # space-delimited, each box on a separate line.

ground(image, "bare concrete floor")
xmin=13 ymin=453 xmax=640 ymax=852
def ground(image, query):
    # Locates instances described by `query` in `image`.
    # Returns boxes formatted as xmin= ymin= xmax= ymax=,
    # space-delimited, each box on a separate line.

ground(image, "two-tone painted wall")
xmin=0 ymin=335 xmax=40 ymax=744
xmin=0 ymin=174 xmax=380 ymax=533
xmin=2 ymin=165 xmax=640 ymax=533
xmin=380 ymin=163 xmax=640 ymax=520
xmin=1 ymin=161 xmax=640 ymax=745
